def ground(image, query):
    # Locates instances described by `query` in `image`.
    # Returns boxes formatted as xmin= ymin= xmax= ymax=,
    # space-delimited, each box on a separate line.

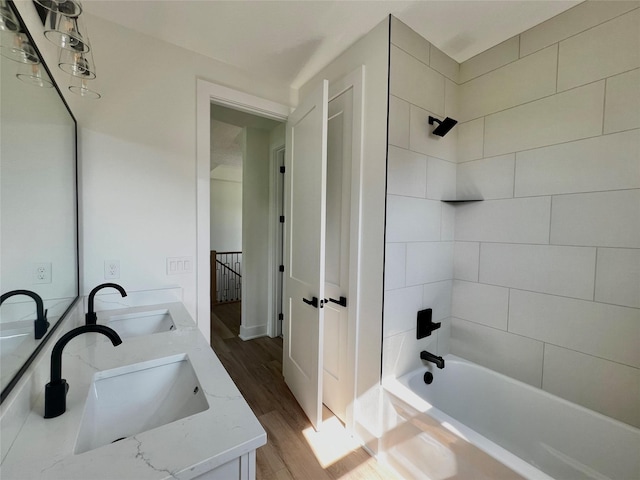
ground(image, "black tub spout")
xmin=420 ymin=350 xmax=445 ymax=369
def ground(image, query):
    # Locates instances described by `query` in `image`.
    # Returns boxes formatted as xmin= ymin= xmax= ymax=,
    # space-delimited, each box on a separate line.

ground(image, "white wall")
xmin=300 ymin=19 xmax=389 ymax=451
xmin=210 ymin=179 xmax=242 ymax=252
xmin=383 ymin=17 xmax=458 ymax=380
xmin=451 ymin=3 xmax=640 ymax=428
xmin=14 ymin=6 xmax=294 ymax=329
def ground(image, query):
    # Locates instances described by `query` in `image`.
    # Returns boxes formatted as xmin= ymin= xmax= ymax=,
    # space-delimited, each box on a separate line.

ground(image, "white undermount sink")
xmin=74 ymin=354 xmax=209 ymax=454
xmin=105 ymin=309 xmax=176 ymax=338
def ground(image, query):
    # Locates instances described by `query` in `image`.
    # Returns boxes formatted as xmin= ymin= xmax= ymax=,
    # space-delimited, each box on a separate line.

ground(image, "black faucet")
xmin=44 ymin=324 xmax=122 ymax=418
xmin=420 ymin=350 xmax=445 ymax=369
xmin=86 ymin=283 xmax=127 ymax=325
xmin=0 ymin=290 xmax=49 ymax=339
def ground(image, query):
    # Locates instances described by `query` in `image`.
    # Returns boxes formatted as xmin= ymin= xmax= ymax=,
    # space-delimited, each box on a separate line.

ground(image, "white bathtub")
xmin=382 ymin=354 xmax=639 ymax=480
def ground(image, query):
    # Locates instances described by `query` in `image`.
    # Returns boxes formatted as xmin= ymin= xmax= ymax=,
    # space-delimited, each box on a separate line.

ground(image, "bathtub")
xmin=382 ymin=354 xmax=639 ymax=480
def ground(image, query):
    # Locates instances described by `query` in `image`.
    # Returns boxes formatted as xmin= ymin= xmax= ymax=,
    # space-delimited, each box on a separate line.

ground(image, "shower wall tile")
xmin=423 ymin=280 xmax=453 ymax=322
xmin=409 ymin=105 xmax=457 ymax=162
xmin=509 ymin=290 xmax=640 ymax=368
xmin=440 ymin=203 xmax=455 ymax=241
xmin=383 ymin=285 xmax=423 ymax=337
xmin=557 ymin=9 xmax=640 ymax=92
xmin=390 ymin=16 xmax=430 ymax=65
xmin=515 ymin=130 xmax=640 ymax=197
xmin=595 ymin=248 xmax=640 ymax=308
xmin=459 ymin=36 xmax=520 ymax=84
xmin=388 ymin=95 xmax=410 ymax=148
xmin=386 ymin=195 xmax=441 ymax=242
xmin=520 ymin=1 xmax=639 ymax=57
xmin=430 ymin=45 xmax=460 ymax=83
xmin=451 ymin=280 xmax=509 ymax=330
xmin=405 ymin=242 xmax=453 ymax=286
xmin=550 ymin=189 xmax=640 ymax=248
xmin=457 ymin=118 xmax=484 ymax=163
xmin=426 ymin=157 xmax=456 ymax=200
xmin=480 ymin=244 xmax=596 ymax=300
xmin=387 ymin=146 xmax=427 ymax=198
xmin=458 ymin=45 xmax=557 ymax=122
xmin=382 ymin=328 xmax=437 ymax=379
xmin=454 ymin=197 xmax=551 ymax=244
xmin=384 ymin=243 xmax=406 ymax=291
xmin=604 ymin=69 xmax=640 ymax=134
xmin=483 ymin=81 xmax=605 ymax=157
xmin=542 ymin=345 xmax=640 ymax=428
xmin=453 ymin=242 xmax=479 ymax=282
xmin=390 ymin=45 xmax=445 ymax=116
xmin=450 ymin=317 xmax=544 ymax=387
xmin=444 ymin=78 xmax=459 ymax=120
xmin=457 ymin=154 xmax=515 ymax=200
xmin=436 ymin=317 xmax=451 ymax=356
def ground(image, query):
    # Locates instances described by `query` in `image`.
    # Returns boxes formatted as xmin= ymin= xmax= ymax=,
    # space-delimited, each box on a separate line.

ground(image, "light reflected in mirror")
xmin=0 ymin=0 xmax=78 ymax=400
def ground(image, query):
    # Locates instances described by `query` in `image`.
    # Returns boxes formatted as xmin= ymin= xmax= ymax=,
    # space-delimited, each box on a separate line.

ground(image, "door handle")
xmin=328 ymin=296 xmax=347 ymax=307
xmin=302 ymin=296 xmax=318 ymax=308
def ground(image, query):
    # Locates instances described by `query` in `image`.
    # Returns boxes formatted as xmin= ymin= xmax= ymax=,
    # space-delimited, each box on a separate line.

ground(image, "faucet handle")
xmin=44 ymin=380 xmax=69 ymax=418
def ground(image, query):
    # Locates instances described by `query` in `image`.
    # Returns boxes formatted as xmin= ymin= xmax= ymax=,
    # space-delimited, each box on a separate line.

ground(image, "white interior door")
xmin=283 ymin=80 xmax=328 ymax=431
xmin=323 ymin=87 xmax=353 ymax=423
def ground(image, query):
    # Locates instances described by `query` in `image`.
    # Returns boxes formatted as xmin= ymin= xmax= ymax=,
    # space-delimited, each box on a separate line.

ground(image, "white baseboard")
xmin=239 ymin=323 xmax=268 ymax=340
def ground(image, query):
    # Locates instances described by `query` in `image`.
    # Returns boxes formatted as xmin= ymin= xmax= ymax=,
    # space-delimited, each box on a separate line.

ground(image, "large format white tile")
xmin=387 ymin=146 xmax=427 ymax=198
xmin=515 ymin=130 xmax=640 ymax=196
xmin=520 ymin=1 xmax=640 ymax=57
xmin=423 ymin=280 xmax=453 ymax=322
xmin=595 ymin=248 xmax=640 ymax=308
xmin=410 ymin=105 xmax=457 ymax=162
xmin=405 ymin=242 xmax=453 ymax=286
xmin=509 ymin=290 xmax=640 ymax=368
xmin=430 ymin=45 xmax=459 ymax=83
xmin=460 ymin=36 xmax=520 ymax=83
xmin=426 ymin=157 xmax=456 ymax=200
xmin=459 ymin=45 xmax=557 ymax=122
xmin=454 ymin=242 xmax=479 ymax=282
xmin=451 ymin=280 xmax=509 ymax=330
xmin=457 ymin=154 xmax=515 ymax=200
xmin=444 ymin=78 xmax=459 ymax=120
xmin=390 ymin=16 xmax=430 ymax=66
xmin=386 ymin=195 xmax=441 ymax=243
xmin=457 ymin=118 xmax=484 ymax=163
xmin=604 ymin=68 xmax=640 ymax=134
xmin=388 ymin=95 xmax=410 ymax=148
xmin=542 ymin=345 xmax=640 ymax=428
xmin=390 ymin=45 xmax=445 ymax=116
xmin=382 ymin=328 xmax=437 ymax=379
xmin=450 ymin=317 xmax=544 ymax=387
xmin=384 ymin=243 xmax=406 ymax=291
xmin=550 ymin=189 xmax=640 ymax=248
xmin=484 ymin=81 xmax=605 ymax=157
xmin=558 ymin=9 xmax=640 ymax=91
xmin=383 ymin=285 xmax=423 ymax=337
xmin=440 ymin=203 xmax=455 ymax=241
xmin=455 ymin=197 xmax=551 ymax=244
xmin=480 ymin=244 xmax=596 ymax=300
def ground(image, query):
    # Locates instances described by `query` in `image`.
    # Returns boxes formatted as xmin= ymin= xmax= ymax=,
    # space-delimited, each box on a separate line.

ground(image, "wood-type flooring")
xmin=210 ymin=302 xmax=398 ymax=480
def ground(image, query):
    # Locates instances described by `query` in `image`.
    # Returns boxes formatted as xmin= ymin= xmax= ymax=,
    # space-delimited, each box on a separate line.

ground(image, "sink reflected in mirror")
xmin=75 ymin=354 xmax=209 ymax=454
xmin=103 ymin=309 xmax=176 ymax=339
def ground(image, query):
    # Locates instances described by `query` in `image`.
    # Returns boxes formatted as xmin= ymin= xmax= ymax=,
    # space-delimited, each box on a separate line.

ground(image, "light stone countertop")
xmin=0 ymin=302 xmax=266 ymax=479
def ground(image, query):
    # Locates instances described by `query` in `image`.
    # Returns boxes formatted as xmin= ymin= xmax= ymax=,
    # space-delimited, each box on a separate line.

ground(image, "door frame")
xmin=196 ymin=79 xmax=290 ymax=342
xmin=269 ymin=146 xmax=286 ymax=338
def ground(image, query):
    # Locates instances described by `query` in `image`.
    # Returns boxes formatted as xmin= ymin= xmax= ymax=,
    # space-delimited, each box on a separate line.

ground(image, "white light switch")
xmin=167 ymin=257 xmax=193 ymax=275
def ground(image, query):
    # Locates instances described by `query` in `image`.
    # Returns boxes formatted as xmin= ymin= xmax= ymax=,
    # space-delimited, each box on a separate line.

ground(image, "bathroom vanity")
xmin=0 ymin=302 xmax=266 ymax=479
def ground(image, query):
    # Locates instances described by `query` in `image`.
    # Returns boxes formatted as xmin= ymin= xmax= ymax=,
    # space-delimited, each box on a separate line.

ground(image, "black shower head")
xmin=428 ymin=116 xmax=458 ymax=137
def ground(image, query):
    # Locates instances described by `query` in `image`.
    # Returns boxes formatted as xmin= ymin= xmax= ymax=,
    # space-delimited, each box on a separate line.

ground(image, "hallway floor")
xmin=210 ymin=302 xmax=398 ymax=480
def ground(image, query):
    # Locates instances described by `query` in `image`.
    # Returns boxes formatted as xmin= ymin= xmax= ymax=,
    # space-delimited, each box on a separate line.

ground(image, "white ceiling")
xmin=82 ymin=0 xmax=581 ymax=90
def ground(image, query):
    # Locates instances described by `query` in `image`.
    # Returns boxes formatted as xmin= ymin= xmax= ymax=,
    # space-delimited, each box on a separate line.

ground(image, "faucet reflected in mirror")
xmin=0 ymin=290 xmax=49 ymax=339
xmin=86 ymin=283 xmax=127 ymax=325
xmin=44 ymin=324 xmax=122 ymax=418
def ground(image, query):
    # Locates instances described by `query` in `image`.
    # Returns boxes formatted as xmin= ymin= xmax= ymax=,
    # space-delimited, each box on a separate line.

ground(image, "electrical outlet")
xmin=104 ymin=259 xmax=120 ymax=280
xmin=33 ymin=262 xmax=52 ymax=284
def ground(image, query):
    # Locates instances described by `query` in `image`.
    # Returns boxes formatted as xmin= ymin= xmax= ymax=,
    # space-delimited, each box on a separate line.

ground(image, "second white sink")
xmin=105 ymin=309 xmax=176 ymax=338
xmin=75 ymin=354 xmax=209 ymax=454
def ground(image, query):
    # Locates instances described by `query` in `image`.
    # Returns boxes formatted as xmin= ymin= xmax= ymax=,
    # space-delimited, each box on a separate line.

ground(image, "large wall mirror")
xmin=0 ymin=0 xmax=78 ymax=401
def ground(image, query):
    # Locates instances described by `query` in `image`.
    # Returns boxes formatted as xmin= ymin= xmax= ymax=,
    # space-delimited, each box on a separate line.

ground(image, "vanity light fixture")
xmin=16 ymin=61 xmax=54 ymax=87
xmin=0 ymin=31 xmax=38 ymax=63
xmin=44 ymin=10 xmax=89 ymax=52
xmin=58 ymin=46 xmax=95 ymax=78
xmin=33 ymin=0 xmax=82 ymax=17
xmin=0 ymin=0 xmax=19 ymax=32
xmin=69 ymin=76 xmax=100 ymax=99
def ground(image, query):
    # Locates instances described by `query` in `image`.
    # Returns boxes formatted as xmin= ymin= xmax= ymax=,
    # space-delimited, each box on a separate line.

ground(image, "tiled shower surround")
xmin=383 ymin=1 xmax=639 ymax=428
